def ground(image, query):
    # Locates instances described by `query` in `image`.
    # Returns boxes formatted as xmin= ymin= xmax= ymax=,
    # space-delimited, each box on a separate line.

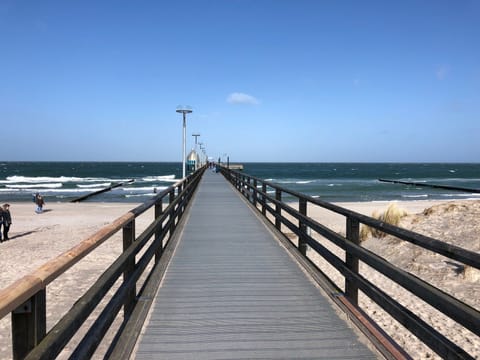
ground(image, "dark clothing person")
xmin=0 ymin=208 xmax=3 ymax=242
xmin=2 ymin=204 xmax=11 ymax=240
xmin=35 ymin=194 xmax=45 ymax=214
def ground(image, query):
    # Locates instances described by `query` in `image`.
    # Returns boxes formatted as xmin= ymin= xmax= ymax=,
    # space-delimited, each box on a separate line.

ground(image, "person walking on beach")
xmin=2 ymin=204 xmax=11 ymax=240
xmin=0 ymin=205 xmax=4 ymax=242
xmin=35 ymin=193 xmax=45 ymax=214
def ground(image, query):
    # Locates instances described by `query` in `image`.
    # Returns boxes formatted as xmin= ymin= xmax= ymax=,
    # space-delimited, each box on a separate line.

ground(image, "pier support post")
xmin=12 ymin=289 xmax=46 ymax=360
xmin=253 ymin=179 xmax=258 ymax=207
xmin=345 ymin=217 xmax=360 ymax=305
xmin=123 ymin=220 xmax=136 ymax=319
xmin=298 ymin=199 xmax=308 ymax=256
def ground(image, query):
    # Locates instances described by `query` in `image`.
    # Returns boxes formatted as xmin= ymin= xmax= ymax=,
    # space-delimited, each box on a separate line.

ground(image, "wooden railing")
xmin=0 ymin=166 xmax=205 ymax=360
xmin=221 ymin=167 xmax=480 ymax=360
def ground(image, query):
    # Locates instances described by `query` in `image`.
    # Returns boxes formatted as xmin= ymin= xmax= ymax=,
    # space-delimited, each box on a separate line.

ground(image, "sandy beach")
xmin=0 ymin=199 xmax=479 ymax=359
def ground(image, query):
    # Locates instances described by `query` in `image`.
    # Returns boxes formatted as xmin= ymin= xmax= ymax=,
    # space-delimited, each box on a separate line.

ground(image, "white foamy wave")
xmin=125 ymin=192 xmax=161 ymax=198
xmin=142 ymin=175 xmax=176 ymax=182
xmin=441 ymin=193 xmax=480 ymax=198
xmin=401 ymin=194 xmax=428 ymax=198
xmin=77 ymin=183 xmax=111 ymax=188
xmin=327 ymin=183 xmax=342 ymax=187
xmin=2 ymin=176 xmax=116 ymax=184
xmin=24 ymin=188 xmax=104 ymax=193
xmin=6 ymin=183 xmax=63 ymax=189
xmin=123 ymin=186 xmax=168 ymax=192
xmin=296 ymin=180 xmax=314 ymax=184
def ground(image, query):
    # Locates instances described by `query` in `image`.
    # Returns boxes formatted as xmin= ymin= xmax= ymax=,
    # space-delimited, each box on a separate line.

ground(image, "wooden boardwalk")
xmin=134 ymin=170 xmax=377 ymax=359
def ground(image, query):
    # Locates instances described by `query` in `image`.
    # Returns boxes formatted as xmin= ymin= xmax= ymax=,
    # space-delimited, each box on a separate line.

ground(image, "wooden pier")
xmin=0 ymin=166 xmax=479 ymax=359
xmin=133 ymin=170 xmax=376 ymax=359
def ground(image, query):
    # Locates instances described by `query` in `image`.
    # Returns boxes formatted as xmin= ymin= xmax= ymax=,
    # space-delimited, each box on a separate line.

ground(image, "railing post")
xmin=275 ymin=189 xmax=282 ymax=230
xmin=169 ymin=189 xmax=176 ymax=237
xmin=123 ymin=219 xmax=136 ymax=319
xmin=12 ymin=289 xmax=46 ymax=360
xmin=262 ymin=183 xmax=267 ymax=216
xmin=298 ymin=198 xmax=308 ymax=256
xmin=345 ymin=216 xmax=360 ymax=305
xmin=154 ymin=198 xmax=164 ymax=263
xmin=253 ymin=179 xmax=258 ymax=207
xmin=244 ymin=176 xmax=250 ymax=199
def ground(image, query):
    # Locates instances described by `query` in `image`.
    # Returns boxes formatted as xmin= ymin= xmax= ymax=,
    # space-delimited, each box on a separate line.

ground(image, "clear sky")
xmin=1 ymin=0 xmax=479 ymax=163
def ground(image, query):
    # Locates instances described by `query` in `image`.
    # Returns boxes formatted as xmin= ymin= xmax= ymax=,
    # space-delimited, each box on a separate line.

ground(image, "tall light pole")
xmin=176 ymin=106 xmax=192 ymax=178
xmin=192 ymin=133 xmax=200 ymax=147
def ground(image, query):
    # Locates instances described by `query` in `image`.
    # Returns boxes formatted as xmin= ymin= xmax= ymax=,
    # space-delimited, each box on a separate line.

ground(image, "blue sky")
xmin=1 ymin=1 xmax=479 ymax=162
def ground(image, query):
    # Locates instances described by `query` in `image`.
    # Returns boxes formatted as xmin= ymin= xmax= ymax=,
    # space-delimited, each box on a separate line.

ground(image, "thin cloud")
xmin=436 ymin=64 xmax=450 ymax=80
xmin=227 ymin=92 xmax=260 ymax=105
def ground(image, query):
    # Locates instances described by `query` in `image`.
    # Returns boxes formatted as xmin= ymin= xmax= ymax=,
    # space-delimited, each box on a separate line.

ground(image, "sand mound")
xmin=364 ymin=200 xmax=480 ymax=310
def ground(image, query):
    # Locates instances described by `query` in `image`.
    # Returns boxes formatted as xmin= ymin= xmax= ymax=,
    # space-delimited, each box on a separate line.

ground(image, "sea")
xmin=0 ymin=162 xmax=479 ymax=204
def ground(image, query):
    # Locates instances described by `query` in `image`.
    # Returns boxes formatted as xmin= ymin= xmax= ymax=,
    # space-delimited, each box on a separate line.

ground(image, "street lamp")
xmin=192 ymin=133 xmax=200 ymax=147
xmin=176 ymin=105 xmax=193 ymax=178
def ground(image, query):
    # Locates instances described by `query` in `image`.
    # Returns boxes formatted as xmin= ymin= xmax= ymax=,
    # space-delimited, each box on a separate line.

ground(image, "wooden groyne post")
xmin=378 ymin=178 xmax=480 ymax=194
xmin=70 ymin=179 xmax=135 ymax=202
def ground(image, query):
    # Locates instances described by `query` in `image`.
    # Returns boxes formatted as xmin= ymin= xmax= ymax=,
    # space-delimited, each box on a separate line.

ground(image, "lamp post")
xmin=176 ymin=106 xmax=192 ymax=178
xmin=192 ymin=133 xmax=200 ymax=147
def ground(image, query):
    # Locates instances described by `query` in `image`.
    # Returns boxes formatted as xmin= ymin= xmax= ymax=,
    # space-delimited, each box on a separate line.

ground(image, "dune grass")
xmin=360 ymin=202 xmax=408 ymax=241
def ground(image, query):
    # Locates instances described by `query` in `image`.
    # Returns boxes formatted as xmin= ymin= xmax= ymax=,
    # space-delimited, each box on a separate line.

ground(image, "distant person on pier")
xmin=2 ymin=204 xmax=11 ymax=240
xmin=35 ymin=193 xmax=45 ymax=214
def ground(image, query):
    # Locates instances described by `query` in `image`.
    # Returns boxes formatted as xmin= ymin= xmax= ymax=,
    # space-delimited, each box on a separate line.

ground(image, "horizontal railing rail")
xmin=221 ymin=167 xmax=480 ymax=360
xmin=0 ymin=166 xmax=206 ymax=360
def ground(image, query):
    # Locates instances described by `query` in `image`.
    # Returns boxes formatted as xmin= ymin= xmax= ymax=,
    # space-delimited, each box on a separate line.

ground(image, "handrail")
xmin=221 ymin=166 xmax=480 ymax=360
xmin=225 ymin=168 xmax=480 ymax=270
xmin=0 ymin=166 xmax=206 ymax=360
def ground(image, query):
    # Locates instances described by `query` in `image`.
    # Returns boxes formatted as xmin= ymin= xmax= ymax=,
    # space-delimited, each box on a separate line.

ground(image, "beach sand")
xmin=0 ymin=199 xmax=479 ymax=359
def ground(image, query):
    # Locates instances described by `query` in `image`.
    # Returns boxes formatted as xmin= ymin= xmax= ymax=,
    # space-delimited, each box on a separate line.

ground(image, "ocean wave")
xmin=276 ymin=179 xmax=313 ymax=185
xmin=0 ymin=188 xmax=105 ymax=194
xmin=125 ymin=193 xmax=158 ymax=198
xmin=441 ymin=193 xmax=480 ymax=198
xmin=401 ymin=194 xmax=428 ymax=198
xmin=2 ymin=176 xmax=116 ymax=184
xmin=142 ymin=175 xmax=176 ymax=182
xmin=6 ymin=183 xmax=63 ymax=189
xmin=77 ymin=183 xmax=112 ymax=188
xmin=0 ymin=188 xmax=19 ymax=192
xmin=122 ymin=186 xmax=168 ymax=192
